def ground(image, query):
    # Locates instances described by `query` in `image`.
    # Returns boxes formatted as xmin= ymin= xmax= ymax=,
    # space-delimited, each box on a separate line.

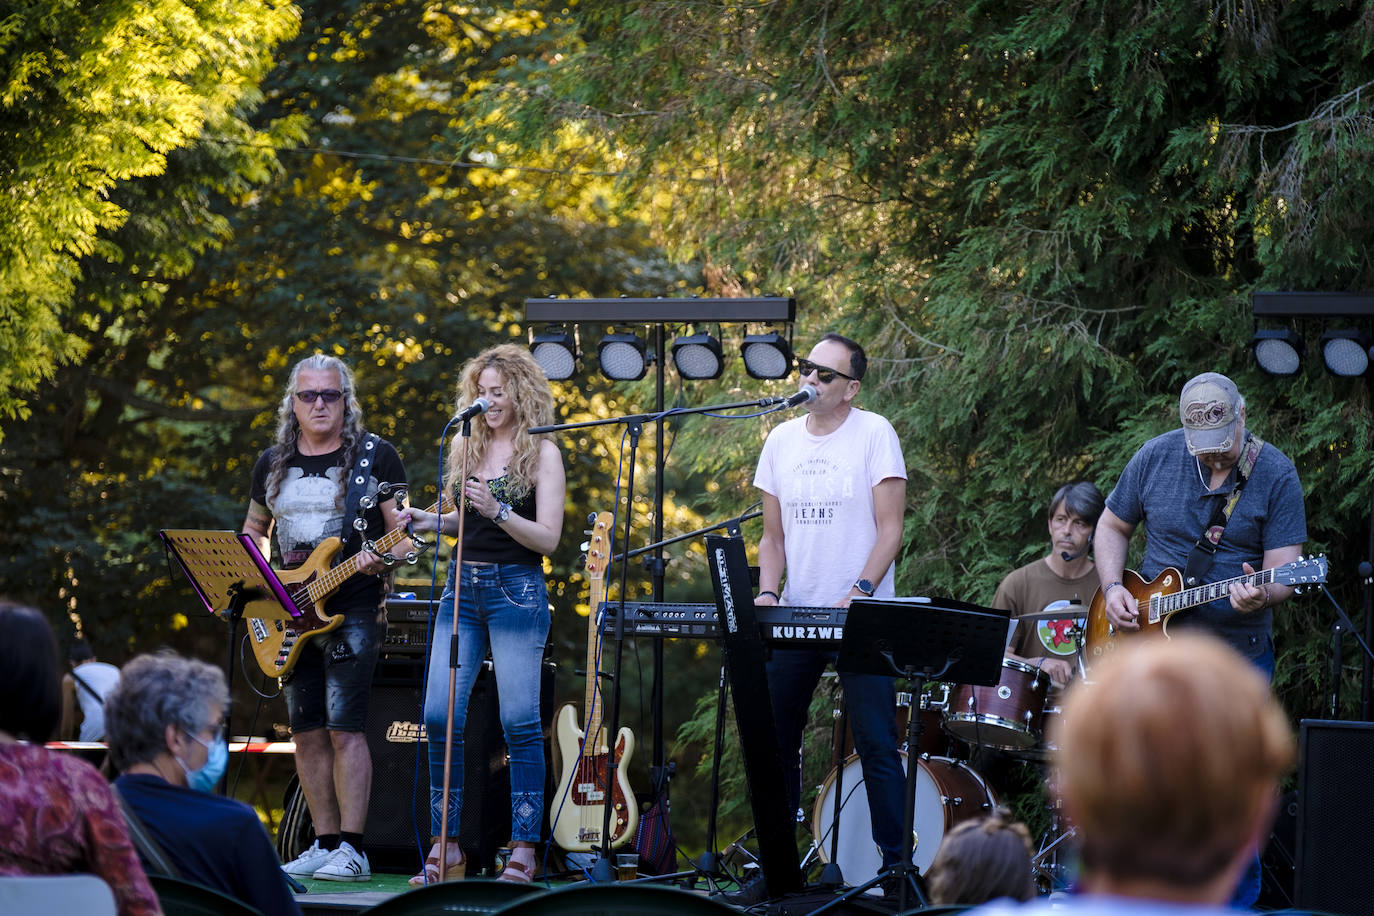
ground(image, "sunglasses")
xmin=796 ymin=358 xmax=856 ymax=384
xmin=295 ymin=389 xmax=344 ymax=404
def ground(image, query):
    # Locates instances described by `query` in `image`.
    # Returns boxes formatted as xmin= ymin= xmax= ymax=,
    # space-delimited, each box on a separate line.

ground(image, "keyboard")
xmin=597 ymin=601 xmax=847 ymax=646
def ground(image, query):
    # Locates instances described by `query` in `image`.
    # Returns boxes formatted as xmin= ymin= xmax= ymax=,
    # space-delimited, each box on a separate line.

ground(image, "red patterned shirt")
xmin=0 ymin=743 xmax=161 ymax=915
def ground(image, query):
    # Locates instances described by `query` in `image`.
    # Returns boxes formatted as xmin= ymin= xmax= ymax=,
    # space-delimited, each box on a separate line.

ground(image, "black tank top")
xmin=460 ymin=474 xmax=541 ymax=567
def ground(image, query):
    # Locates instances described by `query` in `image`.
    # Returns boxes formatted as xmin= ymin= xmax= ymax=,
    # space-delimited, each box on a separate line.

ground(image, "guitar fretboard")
xmin=1148 ymin=569 xmax=1274 ymax=623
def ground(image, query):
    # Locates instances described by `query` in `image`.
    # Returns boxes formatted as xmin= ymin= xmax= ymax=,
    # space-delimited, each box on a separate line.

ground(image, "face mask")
xmin=177 ymin=730 xmax=228 ymax=793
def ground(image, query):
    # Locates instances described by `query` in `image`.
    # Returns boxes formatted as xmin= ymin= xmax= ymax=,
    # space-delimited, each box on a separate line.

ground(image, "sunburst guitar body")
xmin=1084 ymin=556 xmax=1327 ymax=674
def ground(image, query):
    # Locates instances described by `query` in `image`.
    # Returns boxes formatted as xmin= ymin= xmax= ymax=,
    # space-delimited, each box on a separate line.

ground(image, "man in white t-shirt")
xmin=750 ymin=332 xmax=908 ymax=898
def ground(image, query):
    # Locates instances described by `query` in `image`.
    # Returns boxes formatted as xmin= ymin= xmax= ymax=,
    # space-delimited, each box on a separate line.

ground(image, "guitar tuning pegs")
xmin=579 ymin=539 xmax=591 ymax=553
xmin=585 ymin=512 xmax=597 ymax=526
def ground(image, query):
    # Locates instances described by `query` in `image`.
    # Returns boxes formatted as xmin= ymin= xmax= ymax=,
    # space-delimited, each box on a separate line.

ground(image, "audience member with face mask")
xmin=107 ymin=651 xmax=301 ymax=916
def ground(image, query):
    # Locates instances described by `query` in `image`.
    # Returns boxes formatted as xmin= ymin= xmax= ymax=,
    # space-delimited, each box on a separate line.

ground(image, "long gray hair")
xmin=105 ymin=651 xmax=228 ymax=771
xmin=264 ymin=354 xmax=366 ymax=507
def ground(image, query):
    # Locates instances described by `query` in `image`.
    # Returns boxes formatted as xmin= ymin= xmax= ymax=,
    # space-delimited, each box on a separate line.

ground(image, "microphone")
xmin=764 ymin=384 xmax=818 ymax=409
xmin=453 ymin=397 xmax=491 ymax=422
xmin=1060 ymin=534 xmax=1094 ymax=562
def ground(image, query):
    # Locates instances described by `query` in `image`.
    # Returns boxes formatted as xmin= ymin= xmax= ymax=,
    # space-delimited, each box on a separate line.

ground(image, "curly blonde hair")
xmin=446 ymin=344 xmax=555 ymax=502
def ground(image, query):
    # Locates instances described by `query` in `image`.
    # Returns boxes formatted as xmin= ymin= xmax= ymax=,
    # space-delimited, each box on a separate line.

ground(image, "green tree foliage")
xmin=0 ymin=0 xmax=703 ymax=771
xmin=466 ymin=0 xmax=1374 ymax=843
xmin=0 ymin=0 xmax=300 ymax=423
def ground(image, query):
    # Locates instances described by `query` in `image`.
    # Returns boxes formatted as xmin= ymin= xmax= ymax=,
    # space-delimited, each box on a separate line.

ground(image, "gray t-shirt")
xmin=1104 ymin=428 xmax=1306 ymax=659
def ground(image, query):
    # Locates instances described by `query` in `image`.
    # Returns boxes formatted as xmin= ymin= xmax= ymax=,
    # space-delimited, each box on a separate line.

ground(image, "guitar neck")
xmin=1152 ymin=568 xmax=1273 ymax=618
xmin=583 ymin=574 xmax=607 ymax=739
xmin=580 ymin=513 xmax=613 ymax=741
xmin=304 ymin=500 xmax=441 ymax=604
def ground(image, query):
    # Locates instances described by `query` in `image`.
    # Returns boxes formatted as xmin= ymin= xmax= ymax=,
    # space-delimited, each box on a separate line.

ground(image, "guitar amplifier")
xmin=383 ymin=595 xmax=436 ymax=656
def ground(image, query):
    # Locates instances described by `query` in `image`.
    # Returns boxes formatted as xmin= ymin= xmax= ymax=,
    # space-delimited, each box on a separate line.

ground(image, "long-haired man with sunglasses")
xmin=747 ymin=332 xmax=908 ymax=900
xmin=242 ymin=354 xmax=411 ymax=883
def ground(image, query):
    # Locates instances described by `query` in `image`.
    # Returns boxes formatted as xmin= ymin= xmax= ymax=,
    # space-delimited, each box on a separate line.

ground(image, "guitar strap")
xmin=338 ymin=433 xmax=381 ymax=546
xmin=71 ymin=670 xmax=105 ymax=706
xmin=1183 ymin=432 xmax=1264 ymax=586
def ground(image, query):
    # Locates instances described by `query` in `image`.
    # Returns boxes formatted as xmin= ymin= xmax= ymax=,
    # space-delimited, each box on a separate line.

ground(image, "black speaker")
xmin=1295 ymin=719 xmax=1374 ymax=915
xmin=276 ymin=656 xmax=513 ymax=874
xmin=364 ymin=654 xmax=511 ymax=873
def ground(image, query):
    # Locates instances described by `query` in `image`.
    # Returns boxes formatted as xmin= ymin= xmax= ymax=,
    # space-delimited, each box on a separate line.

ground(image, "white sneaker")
xmin=312 ymin=841 xmax=371 ymax=882
xmin=281 ymin=840 xmax=332 ymax=877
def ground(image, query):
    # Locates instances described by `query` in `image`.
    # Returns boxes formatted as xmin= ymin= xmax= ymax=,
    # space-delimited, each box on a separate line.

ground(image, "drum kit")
xmin=809 ymin=606 xmax=1085 ymax=895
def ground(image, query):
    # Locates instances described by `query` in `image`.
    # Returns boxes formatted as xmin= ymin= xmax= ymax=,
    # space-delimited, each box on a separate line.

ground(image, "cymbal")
xmin=1014 ymin=603 xmax=1086 ymax=622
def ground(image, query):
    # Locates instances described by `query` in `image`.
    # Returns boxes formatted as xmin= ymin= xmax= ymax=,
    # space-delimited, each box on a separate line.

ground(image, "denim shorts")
xmin=282 ymin=611 xmax=385 ymax=733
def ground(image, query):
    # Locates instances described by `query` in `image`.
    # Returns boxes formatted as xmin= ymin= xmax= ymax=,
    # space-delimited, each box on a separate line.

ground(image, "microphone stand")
xmin=531 ymin=395 xmax=795 ymax=882
xmin=611 ymin=505 xmax=764 ymax=889
xmin=437 ymin=415 xmax=477 ymax=881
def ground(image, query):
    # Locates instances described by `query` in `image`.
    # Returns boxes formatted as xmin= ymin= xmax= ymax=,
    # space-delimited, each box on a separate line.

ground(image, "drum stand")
xmin=812 ymin=596 xmax=1007 ymax=915
xmin=1030 ymin=808 xmax=1077 ymax=894
xmin=1030 ymin=618 xmax=1085 ymax=893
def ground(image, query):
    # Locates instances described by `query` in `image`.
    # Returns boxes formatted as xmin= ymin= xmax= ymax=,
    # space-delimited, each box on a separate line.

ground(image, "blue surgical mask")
xmin=177 ymin=730 xmax=228 ymax=793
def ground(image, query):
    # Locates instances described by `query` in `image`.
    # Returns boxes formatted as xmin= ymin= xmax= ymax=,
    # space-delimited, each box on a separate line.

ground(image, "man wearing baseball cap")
xmin=1093 ymin=371 xmax=1306 ymax=906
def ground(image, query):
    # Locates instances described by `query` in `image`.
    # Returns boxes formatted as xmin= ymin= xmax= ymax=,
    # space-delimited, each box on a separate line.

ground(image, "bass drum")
xmin=811 ymin=753 xmax=998 ymax=886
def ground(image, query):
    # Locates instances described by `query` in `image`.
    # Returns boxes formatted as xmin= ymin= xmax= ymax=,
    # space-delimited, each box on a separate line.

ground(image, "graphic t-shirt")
xmin=249 ymin=438 xmax=406 ymax=614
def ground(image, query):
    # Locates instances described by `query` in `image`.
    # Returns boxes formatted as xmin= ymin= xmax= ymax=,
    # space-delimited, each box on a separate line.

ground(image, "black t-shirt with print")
xmin=249 ymin=438 xmax=406 ymax=614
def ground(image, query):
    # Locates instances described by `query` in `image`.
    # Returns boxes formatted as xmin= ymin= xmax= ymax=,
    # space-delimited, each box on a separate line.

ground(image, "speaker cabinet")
xmin=276 ymin=652 xmax=557 ymax=876
xmin=276 ymin=655 xmax=513 ymax=874
xmin=1295 ymin=719 xmax=1374 ymax=915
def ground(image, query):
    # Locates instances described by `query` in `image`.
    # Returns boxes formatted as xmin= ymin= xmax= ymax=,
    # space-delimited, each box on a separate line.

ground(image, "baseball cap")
xmin=1179 ymin=372 xmax=1243 ymax=455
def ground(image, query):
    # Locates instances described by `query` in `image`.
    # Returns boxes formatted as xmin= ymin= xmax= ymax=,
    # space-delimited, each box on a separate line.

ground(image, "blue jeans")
xmin=424 ymin=561 xmax=550 ymax=842
xmin=1230 ymin=638 xmax=1276 ymax=909
xmin=767 ymin=648 xmax=905 ymax=867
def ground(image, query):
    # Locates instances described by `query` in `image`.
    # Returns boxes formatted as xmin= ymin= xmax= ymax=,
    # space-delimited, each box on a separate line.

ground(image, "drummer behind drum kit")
xmin=809 ymin=603 xmax=1084 ymax=893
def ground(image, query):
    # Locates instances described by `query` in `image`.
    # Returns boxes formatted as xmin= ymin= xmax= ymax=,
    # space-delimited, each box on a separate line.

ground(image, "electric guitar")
xmin=550 ymin=512 xmax=638 ymax=851
xmin=246 ymin=496 xmax=450 ymax=678
xmin=1083 ymin=555 xmax=1327 ymax=673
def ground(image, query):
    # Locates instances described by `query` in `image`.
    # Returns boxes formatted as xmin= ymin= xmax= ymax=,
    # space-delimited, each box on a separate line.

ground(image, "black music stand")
xmin=821 ymin=595 xmax=1006 ymax=914
xmin=159 ymin=529 xmax=301 ymax=790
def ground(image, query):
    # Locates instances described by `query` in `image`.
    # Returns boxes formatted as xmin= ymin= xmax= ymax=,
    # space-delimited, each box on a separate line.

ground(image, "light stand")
xmin=526 ymin=296 xmax=797 ymax=828
xmin=1252 ymin=290 xmax=1374 ymax=719
xmin=532 ymin=395 xmax=791 ymax=880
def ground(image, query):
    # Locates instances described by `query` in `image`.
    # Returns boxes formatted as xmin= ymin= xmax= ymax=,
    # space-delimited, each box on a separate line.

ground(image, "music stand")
xmin=159 ymin=529 xmax=301 ymax=791
xmin=823 ymin=595 xmax=1007 ymax=913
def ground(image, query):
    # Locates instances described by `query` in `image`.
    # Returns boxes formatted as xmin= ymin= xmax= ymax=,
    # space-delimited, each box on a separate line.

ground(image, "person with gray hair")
xmin=242 ymin=353 xmax=411 ymax=882
xmin=995 ymin=480 xmax=1105 ymax=687
xmin=1094 ymin=371 xmax=1306 ymax=906
xmin=109 ymin=651 xmax=301 ymax=916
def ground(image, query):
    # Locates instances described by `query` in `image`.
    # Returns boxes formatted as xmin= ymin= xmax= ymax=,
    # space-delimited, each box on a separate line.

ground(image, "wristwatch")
xmin=854 ymin=578 xmax=875 ymax=597
xmin=494 ymin=502 xmax=513 ymax=523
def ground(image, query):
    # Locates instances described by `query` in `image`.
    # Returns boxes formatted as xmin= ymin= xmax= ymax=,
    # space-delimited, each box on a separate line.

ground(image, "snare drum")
xmin=944 ymin=658 xmax=1051 ymax=751
xmin=812 ymin=753 xmax=998 ymax=884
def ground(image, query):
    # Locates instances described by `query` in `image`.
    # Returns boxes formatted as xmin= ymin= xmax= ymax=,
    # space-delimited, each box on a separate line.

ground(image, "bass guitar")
xmin=1083 ymin=555 xmax=1327 ymax=673
xmin=550 ymin=512 xmax=638 ymax=851
xmin=246 ymin=496 xmax=449 ymax=678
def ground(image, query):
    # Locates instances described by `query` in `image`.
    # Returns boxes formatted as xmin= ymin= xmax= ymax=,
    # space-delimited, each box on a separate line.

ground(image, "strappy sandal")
xmin=495 ymin=857 xmax=534 ymax=884
xmin=408 ymin=839 xmax=465 ymax=887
